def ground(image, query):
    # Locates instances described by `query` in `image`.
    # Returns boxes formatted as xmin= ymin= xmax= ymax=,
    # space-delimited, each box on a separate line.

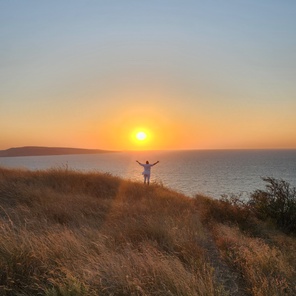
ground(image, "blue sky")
xmin=1 ymin=1 xmax=296 ymax=150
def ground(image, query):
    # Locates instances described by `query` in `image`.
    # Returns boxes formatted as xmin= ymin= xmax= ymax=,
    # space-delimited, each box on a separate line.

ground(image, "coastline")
xmin=0 ymin=146 xmax=116 ymax=157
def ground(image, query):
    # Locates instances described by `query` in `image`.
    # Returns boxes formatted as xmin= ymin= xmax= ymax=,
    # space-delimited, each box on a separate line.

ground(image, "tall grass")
xmin=194 ymin=179 xmax=296 ymax=296
xmin=0 ymin=167 xmax=217 ymax=295
xmin=212 ymin=224 xmax=296 ymax=295
xmin=1 ymin=167 xmax=295 ymax=295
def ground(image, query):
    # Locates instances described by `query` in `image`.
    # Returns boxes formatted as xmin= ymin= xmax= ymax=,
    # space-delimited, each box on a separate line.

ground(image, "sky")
xmin=1 ymin=0 xmax=296 ymax=150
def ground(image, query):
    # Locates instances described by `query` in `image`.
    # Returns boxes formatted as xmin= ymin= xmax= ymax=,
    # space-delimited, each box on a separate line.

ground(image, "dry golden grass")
xmin=212 ymin=224 xmax=296 ymax=295
xmin=1 ymin=167 xmax=295 ymax=296
xmin=197 ymin=193 xmax=296 ymax=296
xmin=0 ymin=167 xmax=218 ymax=296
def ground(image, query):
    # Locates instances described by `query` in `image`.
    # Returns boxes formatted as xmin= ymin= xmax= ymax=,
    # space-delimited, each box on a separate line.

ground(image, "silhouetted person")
xmin=136 ymin=160 xmax=159 ymax=185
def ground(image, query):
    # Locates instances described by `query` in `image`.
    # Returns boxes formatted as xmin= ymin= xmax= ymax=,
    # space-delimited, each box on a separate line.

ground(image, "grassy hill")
xmin=0 ymin=167 xmax=295 ymax=295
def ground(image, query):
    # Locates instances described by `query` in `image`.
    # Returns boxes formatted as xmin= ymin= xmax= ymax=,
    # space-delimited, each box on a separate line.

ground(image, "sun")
xmin=136 ymin=131 xmax=147 ymax=141
xmin=131 ymin=128 xmax=152 ymax=149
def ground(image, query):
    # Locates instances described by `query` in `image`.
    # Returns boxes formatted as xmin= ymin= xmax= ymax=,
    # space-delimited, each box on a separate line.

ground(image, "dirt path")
xmin=202 ymin=234 xmax=250 ymax=296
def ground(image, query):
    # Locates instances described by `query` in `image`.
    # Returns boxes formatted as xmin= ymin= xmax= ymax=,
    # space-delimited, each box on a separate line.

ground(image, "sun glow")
xmin=130 ymin=128 xmax=152 ymax=149
xmin=136 ymin=131 xmax=147 ymax=141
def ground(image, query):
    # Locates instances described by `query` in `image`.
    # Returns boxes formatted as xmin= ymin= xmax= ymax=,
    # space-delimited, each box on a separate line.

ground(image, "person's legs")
xmin=143 ymin=174 xmax=150 ymax=184
xmin=147 ymin=174 xmax=150 ymax=185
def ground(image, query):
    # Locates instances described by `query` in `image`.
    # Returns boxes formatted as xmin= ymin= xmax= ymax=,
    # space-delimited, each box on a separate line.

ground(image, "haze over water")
xmin=1 ymin=150 xmax=295 ymax=198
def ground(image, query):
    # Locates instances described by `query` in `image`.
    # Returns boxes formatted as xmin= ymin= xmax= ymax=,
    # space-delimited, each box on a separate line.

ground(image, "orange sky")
xmin=1 ymin=1 xmax=296 ymax=151
xmin=2 ymin=86 xmax=295 ymax=151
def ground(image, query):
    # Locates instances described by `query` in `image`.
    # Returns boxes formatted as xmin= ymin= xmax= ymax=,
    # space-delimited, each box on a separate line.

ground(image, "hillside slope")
xmin=0 ymin=167 xmax=295 ymax=295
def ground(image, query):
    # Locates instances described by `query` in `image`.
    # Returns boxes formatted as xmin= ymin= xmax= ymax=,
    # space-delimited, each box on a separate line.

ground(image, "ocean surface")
xmin=0 ymin=150 xmax=296 ymax=199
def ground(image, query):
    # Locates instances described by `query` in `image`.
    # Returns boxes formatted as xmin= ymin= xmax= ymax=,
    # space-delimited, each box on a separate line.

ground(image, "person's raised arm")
xmin=136 ymin=160 xmax=143 ymax=166
xmin=152 ymin=161 xmax=160 ymax=166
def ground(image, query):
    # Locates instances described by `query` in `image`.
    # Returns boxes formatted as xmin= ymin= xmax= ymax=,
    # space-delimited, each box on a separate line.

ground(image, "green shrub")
xmin=249 ymin=177 xmax=296 ymax=233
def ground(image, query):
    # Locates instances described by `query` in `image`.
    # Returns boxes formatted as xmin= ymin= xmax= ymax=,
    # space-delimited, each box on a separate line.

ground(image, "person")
xmin=136 ymin=160 xmax=159 ymax=185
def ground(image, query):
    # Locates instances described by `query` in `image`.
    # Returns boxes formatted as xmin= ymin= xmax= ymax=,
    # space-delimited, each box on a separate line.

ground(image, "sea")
xmin=0 ymin=150 xmax=296 ymax=199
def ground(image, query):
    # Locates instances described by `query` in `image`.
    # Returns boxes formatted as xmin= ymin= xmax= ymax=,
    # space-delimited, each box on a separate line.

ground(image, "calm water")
xmin=0 ymin=150 xmax=296 ymax=198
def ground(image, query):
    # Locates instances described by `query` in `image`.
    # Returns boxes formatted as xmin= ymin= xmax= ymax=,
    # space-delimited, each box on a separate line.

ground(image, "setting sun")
xmin=136 ymin=131 xmax=147 ymax=141
xmin=129 ymin=128 xmax=154 ymax=149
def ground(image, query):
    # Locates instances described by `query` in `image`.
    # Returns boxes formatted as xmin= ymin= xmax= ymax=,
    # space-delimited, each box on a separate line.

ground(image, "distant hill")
xmin=0 ymin=146 xmax=115 ymax=157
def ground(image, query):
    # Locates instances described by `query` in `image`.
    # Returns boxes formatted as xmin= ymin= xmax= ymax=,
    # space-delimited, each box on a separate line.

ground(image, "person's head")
xmin=146 ymin=161 xmax=149 ymax=164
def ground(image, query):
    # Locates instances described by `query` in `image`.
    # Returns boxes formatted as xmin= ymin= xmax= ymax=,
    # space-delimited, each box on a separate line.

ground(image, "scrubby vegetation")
xmin=0 ymin=167 xmax=295 ymax=295
xmin=249 ymin=177 xmax=296 ymax=233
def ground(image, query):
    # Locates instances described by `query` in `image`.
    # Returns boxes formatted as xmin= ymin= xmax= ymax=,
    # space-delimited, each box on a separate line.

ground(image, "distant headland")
xmin=0 ymin=146 xmax=116 ymax=157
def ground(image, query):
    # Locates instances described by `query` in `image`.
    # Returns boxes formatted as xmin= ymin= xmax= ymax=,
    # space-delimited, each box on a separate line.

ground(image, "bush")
xmin=249 ymin=177 xmax=296 ymax=233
